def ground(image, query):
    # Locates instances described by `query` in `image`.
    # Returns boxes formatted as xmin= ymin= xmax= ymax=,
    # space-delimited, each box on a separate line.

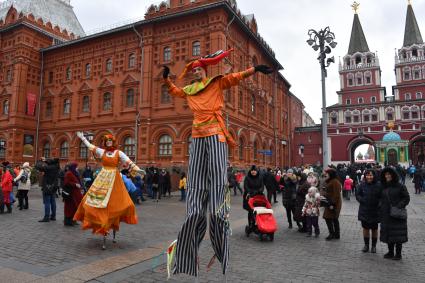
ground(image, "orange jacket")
xmin=165 ymin=67 xmax=255 ymax=146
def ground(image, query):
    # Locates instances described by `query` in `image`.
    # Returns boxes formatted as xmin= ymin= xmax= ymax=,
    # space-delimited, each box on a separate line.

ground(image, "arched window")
xmin=238 ymin=91 xmax=244 ymax=110
xmin=386 ymin=107 xmax=394 ymax=121
xmin=103 ymin=92 xmax=112 ymax=111
xmin=45 ymin=101 xmax=52 ymax=117
xmin=82 ymin=96 xmax=90 ymax=112
xmin=43 ymin=142 xmax=50 ymax=158
xmin=355 ymin=72 xmax=363 ymax=86
xmin=238 ymin=138 xmax=244 ymax=160
xmin=366 ymin=55 xmax=372 ymax=64
xmin=192 ymin=41 xmax=201 ymax=56
xmin=345 ymin=111 xmax=352 ymax=124
xmin=413 ymin=66 xmax=421 ymax=80
xmin=403 ymin=67 xmax=411 ymax=81
xmin=85 ymin=63 xmax=91 ymax=78
xmin=416 ymin=92 xmax=423 ymax=99
xmin=128 ymin=53 xmax=136 ymax=68
xmin=371 ymin=96 xmax=376 ymax=103
xmin=3 ymin=100 xmax=9 ymax=115
xmin=371 ymin=109 xmax=378 ymax=122
xmin=421 ymin=105 xmax=425 ymax=118
xmin=362 ymin=109 xmax=370 ymax=123
xmin=161 ymin=85 xmax=171 ymax=104
xmin=123 ymin=136 xmax=135 ymax=157
xmin=330 ymin=111 xmax=337 ymax=124
xmin=105 ymin=59 xmax=113 ymax=73
xmin=412 ymin=48 xmax=418 ymax=57
xmin=79 ymin=141 xmax=88 ymax=158
xmin=251 ymin=94 xmax=256 ymax=114
xmin=6 ymin=68 xmax=12 ymax=82
xmin=352 ymin=110 xmax=360 ymax=123
xmin=358 ymin=97 xmax=364 ymax=104
xmin=364 ymin=71 xmax=372 ymax=85
xmin=0 ymin=139 xmax=6 ymax=158
xmin=405 ymin=93 xmax=411 ymax=100
xmin=355 ymin=55 xmax=361 ymax=64
xmin=344 ymin=57 xmax=351 ymax=67
xmin=346 ymin=99 xmax=351 ymax=105
xmin=253 ymin=140 xmax=258 ymax=161
xmin=159 ymin=134 xmax=172 ymax=156
xmin=66 ymin=66 xmax=72 ymax=80
xmin=401 ymin=106 xmax=410 ymax=120
xmin=63 ymin=98 xmax=71 ymax=114
xmin=347 ymin=73 xmax=354 ymax=86
xmin=126 ymin=89 xmax=135 ymax=107
xmin=163 ymin=46 xmax=171 ymax=62
xmin=60 ymin=141 xmax=69 ymax=158
xmin=186 ymin=135 xmax=192 ymax=156
xmin=411 ymin=105 xmax=420 ymax=119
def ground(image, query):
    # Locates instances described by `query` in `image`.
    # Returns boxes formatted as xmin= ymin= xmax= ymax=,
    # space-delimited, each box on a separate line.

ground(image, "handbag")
xmin=385 ymin=189 xmax=407 ymax=220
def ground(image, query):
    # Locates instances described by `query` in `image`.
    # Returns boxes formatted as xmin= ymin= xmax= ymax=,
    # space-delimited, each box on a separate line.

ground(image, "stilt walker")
xmin=74 ymin=132 xmax=144 ymax=250
xmin=163 ymin=49 xmax=273 ymax=278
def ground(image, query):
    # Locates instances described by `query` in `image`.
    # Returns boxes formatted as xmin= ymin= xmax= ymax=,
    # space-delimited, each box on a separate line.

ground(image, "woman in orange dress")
xmin=74 ymin=132 xmax=144 ymax=249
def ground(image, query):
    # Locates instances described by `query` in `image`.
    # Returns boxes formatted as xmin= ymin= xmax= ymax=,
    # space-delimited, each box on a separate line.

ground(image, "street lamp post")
xmin=306 ymin=27 xmax=337 ymax=169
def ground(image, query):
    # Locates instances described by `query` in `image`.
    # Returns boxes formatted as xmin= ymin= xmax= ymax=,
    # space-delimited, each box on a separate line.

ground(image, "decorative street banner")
xmin=23 ymin=134 xmax=34 ymax=156
xmin=27 ymin=92 xmax=37 ymax=116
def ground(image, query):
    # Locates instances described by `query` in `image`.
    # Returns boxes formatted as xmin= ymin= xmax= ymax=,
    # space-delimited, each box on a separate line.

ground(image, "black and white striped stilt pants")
xmin=173 ymin=135 xmax=229 ymax=276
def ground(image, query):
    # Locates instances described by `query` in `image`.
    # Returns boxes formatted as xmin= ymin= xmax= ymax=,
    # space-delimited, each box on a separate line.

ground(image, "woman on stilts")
xmin=163 ymin=49 xmax=273 ymax=280
xmin=74 ymin=132 xmax=144 ymax=249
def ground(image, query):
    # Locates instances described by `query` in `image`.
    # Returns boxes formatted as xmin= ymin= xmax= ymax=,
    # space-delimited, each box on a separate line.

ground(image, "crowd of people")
xmin=0 ymin=159 xmax=414 ymax=260
xmin=239 ymin=162 xmax=411 ymax=260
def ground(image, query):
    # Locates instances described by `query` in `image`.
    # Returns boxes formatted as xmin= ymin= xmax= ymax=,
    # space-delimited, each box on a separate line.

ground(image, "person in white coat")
xmin=14 ymin=162 xmax=32 ymax=210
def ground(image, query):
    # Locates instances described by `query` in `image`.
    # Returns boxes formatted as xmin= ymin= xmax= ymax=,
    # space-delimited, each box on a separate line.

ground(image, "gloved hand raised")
xmin=254 ymin=65 xmax=273 ymax=74
xmin=163 ymin=66 xmax=170 ymax=79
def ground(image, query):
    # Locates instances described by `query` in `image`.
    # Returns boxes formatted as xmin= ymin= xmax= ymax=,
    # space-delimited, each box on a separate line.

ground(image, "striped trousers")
xmin=173 ymin=135 xmax=229 ymax=276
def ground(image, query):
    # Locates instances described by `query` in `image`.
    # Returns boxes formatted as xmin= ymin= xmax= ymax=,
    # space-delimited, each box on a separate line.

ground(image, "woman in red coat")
xmin=63 ymin=162 xmax=83 ymax=226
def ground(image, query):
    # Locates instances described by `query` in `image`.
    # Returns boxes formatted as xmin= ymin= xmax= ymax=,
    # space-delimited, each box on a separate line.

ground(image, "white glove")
xmin=76 ymin=131 xmax=85 ymax=139
xmin=76 ymin=183 xmax=81 ymax=188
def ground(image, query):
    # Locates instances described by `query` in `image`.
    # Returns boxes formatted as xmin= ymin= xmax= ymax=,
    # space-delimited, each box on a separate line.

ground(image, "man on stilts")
xmin=163 ymin=49 xmax=273 ymax=279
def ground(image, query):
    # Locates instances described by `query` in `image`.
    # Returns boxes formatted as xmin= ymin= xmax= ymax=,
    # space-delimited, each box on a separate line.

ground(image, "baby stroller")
xmin=245 ymin=194 xmax=278 ymax=241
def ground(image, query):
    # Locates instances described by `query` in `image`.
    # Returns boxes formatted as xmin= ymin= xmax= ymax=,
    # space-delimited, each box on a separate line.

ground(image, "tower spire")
xmin=403 ymin=0 xmax=423 ymax=47
xmin=347 ymin=2 xmax=369 ymax=55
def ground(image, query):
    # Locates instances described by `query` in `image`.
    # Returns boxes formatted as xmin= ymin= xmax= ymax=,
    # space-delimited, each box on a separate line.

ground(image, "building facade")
xmin=0 ymin=0 xmax=302 ymax=169
xmin=295 ymin=2 xmax=425 ymax=166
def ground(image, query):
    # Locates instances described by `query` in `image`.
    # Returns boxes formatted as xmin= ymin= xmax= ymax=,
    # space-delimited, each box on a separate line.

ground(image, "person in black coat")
xmin=35 ymin=158 xmax=60 ymax=222
xmin=263 ymin=168 xmax=278 ymax=204
xmin=412 ymin=168 xmax=422 ymax=194
xmin=228 ymin=168 xmax=242 ymax=196
xmin=243 ymin=165 xmax=264 ymax=230
xmin=295 ymin=173 xmax=309 ymax=232
xmin=380 ymin=167 xmax=410 ymax=260
xmin=281 ymin=169 xmax=299 ymax=229
xmin=356 ymin=169 xmax=381 ymax=253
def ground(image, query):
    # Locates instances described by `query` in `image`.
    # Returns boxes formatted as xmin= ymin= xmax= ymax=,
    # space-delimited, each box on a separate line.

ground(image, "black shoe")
xmin=315 ymin=233 xmax=320 ymax=238
xmin=306 ymin=233 xmax=312 ymax=237
xmin=384 ymin=252 xmax=394 ymax=259
xmin=334 ymin=234 xmax=340 ymax=240
xmin=392 ymin=254 xmax=402 ymax=260
xmin=38 ymin=218 xmax=50 ymax=222
xmin=371 ymin=246 xmax=376 ymax=253
xmin=50 ymin=217 xmax=56 ymax=221
xmin=325 ymin=234 xmax=334 ymax=241
xmin=274 ymin=201 xmax=278 ymax=203
xmin=362 ymin=245 xmax=369 ymax=253
xmin=288 ymin=224 xmax=293 ymax=229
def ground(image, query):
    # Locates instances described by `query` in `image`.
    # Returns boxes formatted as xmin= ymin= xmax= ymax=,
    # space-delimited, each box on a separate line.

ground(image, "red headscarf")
xmin=179 ymin=49 xmax=233 ymax=79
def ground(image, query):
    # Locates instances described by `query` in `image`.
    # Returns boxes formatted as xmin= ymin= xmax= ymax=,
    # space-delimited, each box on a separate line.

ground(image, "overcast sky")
xmin=72 ymin=0 xmax=425 ymax=122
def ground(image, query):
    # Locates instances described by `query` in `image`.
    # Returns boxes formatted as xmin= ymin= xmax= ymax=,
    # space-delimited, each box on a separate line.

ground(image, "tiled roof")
xmin=0 ymin=0 xmax=85 ymax=37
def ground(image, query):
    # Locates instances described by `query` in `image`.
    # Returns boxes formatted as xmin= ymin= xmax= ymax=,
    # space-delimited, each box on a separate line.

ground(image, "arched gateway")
xmin=348 ymin=136 xmax=376 ymax=163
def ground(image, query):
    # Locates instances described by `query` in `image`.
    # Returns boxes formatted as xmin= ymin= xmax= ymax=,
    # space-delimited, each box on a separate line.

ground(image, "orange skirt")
xmin=73 ymin=175 xmax=138 ymax=235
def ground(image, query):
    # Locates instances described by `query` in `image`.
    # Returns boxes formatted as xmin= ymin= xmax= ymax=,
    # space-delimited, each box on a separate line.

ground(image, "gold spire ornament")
xmin=388 ymin=121 xmax=395 ymax=131
xmin=351 ymin=1 xmax=360 ymax=14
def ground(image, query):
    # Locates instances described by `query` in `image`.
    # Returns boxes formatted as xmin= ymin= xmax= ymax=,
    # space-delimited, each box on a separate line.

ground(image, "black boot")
xmin=325 ymin=220 xmax=334 ymax=241
xmin=393 ymin=243 xmax=402 ymax=260
xmin=0 ymin=204 xmax=4 ymax=214
xmin=371 ymin=238 xmax=377 ymax=253
xmin=6 ymin=204 xmax=12 ymax=213
xmin=333 ymin=219 xmax=340 ymax=239
xmin=362 ymin=237 xmax=370 ymax=252
xmin=38 ymin=217 xmax=50 ymax=222
xmin=384 ymin=243 xmax=394 ymax=259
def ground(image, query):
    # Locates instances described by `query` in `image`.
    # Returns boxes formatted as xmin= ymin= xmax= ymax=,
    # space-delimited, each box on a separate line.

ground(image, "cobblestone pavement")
xmin=1 ymin=182 xmax=425 ymax=283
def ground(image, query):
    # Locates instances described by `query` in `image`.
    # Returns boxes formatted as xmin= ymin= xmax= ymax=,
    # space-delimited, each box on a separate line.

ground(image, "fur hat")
xmin=22 ymin=162 xmax=30 ymax=169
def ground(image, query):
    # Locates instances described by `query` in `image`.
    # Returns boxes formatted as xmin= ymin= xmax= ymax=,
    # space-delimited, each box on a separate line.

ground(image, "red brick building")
xmin=295 ymin=2 xmax=425 ymax=166
xmin=0 ymin=0 xmax=301 ymax=170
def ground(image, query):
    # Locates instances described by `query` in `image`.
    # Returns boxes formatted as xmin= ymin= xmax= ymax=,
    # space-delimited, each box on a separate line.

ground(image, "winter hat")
xmin=22 ymin=162 xmax=30 ymax=169
xmin=250 ymin=165 xmax=258 ymax=172
xmin=287 ymin=168 xmax=294 ymax=174
xmin=346 ymin=175 xmax=350 ymax=179
xmin=2 ymin=161 xmax=10 ymax=167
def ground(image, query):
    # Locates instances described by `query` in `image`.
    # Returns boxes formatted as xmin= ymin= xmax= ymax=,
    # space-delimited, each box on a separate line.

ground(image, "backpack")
xmin=20 ymin=170 xmax=29 ymax=184
xmin=61 ymin=184 xmax=72 ymax=200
